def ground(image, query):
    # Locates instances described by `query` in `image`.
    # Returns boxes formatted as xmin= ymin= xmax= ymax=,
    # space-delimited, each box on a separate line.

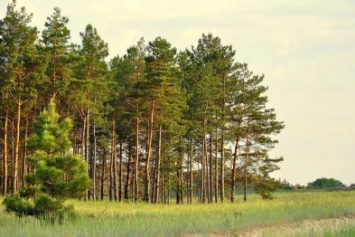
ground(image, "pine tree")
xmin=2 ymin=101 xmax=90 ymax=222
xmin=0 ymin=0 xmax=46 ymax=193
xmin=181 ymin=33 xmax=236 ymax=203
xmin=109 ymin=38 xmax=147 ymax=201
xmin=142 ymin=37 xmax=185 ymax=203
xmin=71 ymin=24 xmax=109 ymax=200
xmin=40 ymin=7 xmax=72 ymax=103
xmin=227 ymin=63 xmax=284 ymax=201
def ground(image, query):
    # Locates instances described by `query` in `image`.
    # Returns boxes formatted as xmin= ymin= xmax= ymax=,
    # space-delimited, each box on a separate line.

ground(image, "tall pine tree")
xmin=0 ymin=0 xmax=45 ymax=193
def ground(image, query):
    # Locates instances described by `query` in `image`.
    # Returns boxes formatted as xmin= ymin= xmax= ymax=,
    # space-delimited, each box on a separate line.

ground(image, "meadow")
xmin=1 ymin=190 xmax=355 ymax=237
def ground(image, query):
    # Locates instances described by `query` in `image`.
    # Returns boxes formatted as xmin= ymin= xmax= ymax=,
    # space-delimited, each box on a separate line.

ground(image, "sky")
xmin=1 ymin=0 xmax=355 ymax=186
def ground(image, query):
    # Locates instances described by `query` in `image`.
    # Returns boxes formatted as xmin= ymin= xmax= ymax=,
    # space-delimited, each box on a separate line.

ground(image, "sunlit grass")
xmin=1 ymin=191 xmax=355 ymax=236
xmin=260 ymin=218 xmax=355 ymax=237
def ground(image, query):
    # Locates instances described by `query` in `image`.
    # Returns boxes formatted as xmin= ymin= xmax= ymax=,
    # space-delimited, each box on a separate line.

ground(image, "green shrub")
xmin=2 ymin=102 xmax=90 ymax=223
xmin=308 ymin=177 xmax=345 ymax=189
xmin=2 ymin=194 xmax=35 ymax=217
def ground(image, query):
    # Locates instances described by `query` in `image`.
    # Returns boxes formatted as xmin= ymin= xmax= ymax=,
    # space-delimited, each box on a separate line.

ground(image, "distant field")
xmin=1 ymin=191 xmax=355 ymax=236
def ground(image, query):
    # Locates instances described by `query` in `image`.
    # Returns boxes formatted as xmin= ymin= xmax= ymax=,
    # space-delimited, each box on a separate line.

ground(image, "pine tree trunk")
xmin=2 ymin=107 xmax=9 ymax=195
xmin=92 ymin=117 xmax=97 ymax=201
xmin=21 ymin=116 xmax=29 ymax=189
xmin=176 ymin=168 xmax=181 ymax=204
xmin=109 ymin=121 xmax=115 ymax=201
xmin=197 ymin=149 xmax=201 ymax=203
xmin=177 ymin=146 xmax=184 ymax=204
xmin=154 ymin=124 xmax=162 ymax=203
xmin=118 ymin=141 xmax=123 ymax=201
xmin=125 ymin=140 xmax=132 ymax=200
xmin=73 ymin=123 xmax=78 ymax=156
xmin=231 ymin=136 xmax=240 ymax=203
xmin=244 ymin=125 xmax=250 ymax=202
xmin=113 ymin=138 xmax=118 ymax=201
xmin=208 ymin=134 xmax=213 ymax=203
xmin=100 ymin=148 xmax=106 ymax=200
xmin=214 ymin=126 xmax=218 ymax=203
xmin=86 ymin=113 xmax=93 ymax=200
xmin=176 ymin=164 xmax=181 ymax=204
xmin=187 ymin=139 xmax=193 ymax=203
xmin=190 ymin=140 xmax=194 ymax=203
xmin=134 ymin=111 xmax=139 ymax=202
xmin=220 ymin=75 xmax=226 ymax=203
xmin=220 ymin=129 xmax=225 ymax=202
xmin=81 ymin=117 xmax=86 ymax=201
xmin=81 ymin=118 xmax=85 ymax=161
xmin=13 ymin=99 xmax=21 ymax=194
xmin=167 ymin=155 xmax=171 ymax=205
xmin=202 ymin=130 xmax=207 ymax=203
xmin=144 ymin=100 xmax=155 ymax=202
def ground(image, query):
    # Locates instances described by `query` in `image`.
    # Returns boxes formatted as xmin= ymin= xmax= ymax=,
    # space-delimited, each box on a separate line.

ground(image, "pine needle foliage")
xmin=2 ymin=101 xmax=91 ymax=223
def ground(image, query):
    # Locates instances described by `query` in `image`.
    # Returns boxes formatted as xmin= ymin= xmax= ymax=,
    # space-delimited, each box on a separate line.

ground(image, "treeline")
xmin=278 ymin=178 xmax=353 ymax=191
xmin=0 ymin=1 xmax=284 ymax=203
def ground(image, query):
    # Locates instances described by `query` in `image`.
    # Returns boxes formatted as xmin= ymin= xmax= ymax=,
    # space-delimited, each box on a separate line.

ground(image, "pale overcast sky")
xmin=1 ymin=0 xmax=355 ymax=186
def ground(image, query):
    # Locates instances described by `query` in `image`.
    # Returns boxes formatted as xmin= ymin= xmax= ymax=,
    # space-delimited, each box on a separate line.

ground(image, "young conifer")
xmin=3 ymin=101 xmax=90 ymax=222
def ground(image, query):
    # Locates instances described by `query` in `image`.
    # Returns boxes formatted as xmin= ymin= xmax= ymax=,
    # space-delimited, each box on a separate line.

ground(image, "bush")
xmin=253 ymin=176 xmax=279 ymax=199
xmin=34 ymin=194 xmax=77 ymax=224
xmin=2 ymin=194 xmax=35 ymax=217
xmin=308 ymin=177 xmax=345 ymax=189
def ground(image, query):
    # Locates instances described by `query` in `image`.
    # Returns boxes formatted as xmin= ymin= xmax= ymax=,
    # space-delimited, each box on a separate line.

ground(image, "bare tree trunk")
xmin=220 ymin=129 xmax=225 ymax=202
xmin=125 ymin=140 xmax=132 ymax=200
xmin=100 ymin=148 xmax=106 ymax=200
xmin=202 ymin=132 xmax=207 ymax=203
xmin=144 ymin=100 xmax=155 ymax=202
xmin=176 ymin=168 xmax=181 ymax=204
xmin=231 ymin=136 xmax=240 ymax=203
xmin=83 ymin=113 xmax=90 ymax=200
xmin=177 ymin=143 xmax=184 ymax=204
xmin=92 ymin=116 xmax=97 ymax=201
xmin=2 ymin=107 xmax=9 ymax=195
xmin=176 ymin=161 xmax=181 ymax=204
xmin=21 ymin=116 xmax=29 ymax=189
xmin=244 ymin=120 xmax=250 ymax=202
xmin=118 ymin=141 xmax=123 ymax=201
xmin=197 ymin=151 xmax=201 ymax=203
xmin=13 ymin=99 xmax=22 ymax=194
xmin=10 ymin=131 xmax=15 ymax=193
xmin=209 ymin=134 xmax=213 ymax=203
xmin=167 ymin=155 xmax=171 ymax=205
xmin=109 ymin=121 xmax=116 ymax=201
xmin=153 ymin=125 xmax=162 ymax=203
xmin=162 ymin=166 xmax=166 ymax=203
xmin=151 ymin=171 xmax=155 ymax=203
xmin=220 ymin=75 xmax=226 ymax=203
xmin=113 ymin=136 xmax=118 ymax=201
xmin=81 ymin=117 xmax=86 ymax=161
xmin=187 ymin=139 xmax=193 ymax=204
xmin=134 ymin=110 xmax=140 ymax=202
xmin=190 ymin=140 xmax=194 ymax=203
xmin=214 ymin=126 xmax=218 ymax=203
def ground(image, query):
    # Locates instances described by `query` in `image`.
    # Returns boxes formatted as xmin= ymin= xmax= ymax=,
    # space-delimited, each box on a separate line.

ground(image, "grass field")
xmin=1 ymin=191 xmax=355 ymax=236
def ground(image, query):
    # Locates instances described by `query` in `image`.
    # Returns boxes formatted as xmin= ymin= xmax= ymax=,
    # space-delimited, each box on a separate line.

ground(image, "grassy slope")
xmin=1 ymin=191 xmax=355 ymax=237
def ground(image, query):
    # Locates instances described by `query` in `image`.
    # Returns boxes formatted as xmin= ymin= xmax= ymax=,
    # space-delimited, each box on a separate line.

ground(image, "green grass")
xmin=1 ymin=191 xmax=355 ymax=236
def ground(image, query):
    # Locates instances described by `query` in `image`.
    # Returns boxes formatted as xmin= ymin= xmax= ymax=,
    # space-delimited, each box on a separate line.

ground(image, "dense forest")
xmin=0 ymin=1 xmax=284 ymax=203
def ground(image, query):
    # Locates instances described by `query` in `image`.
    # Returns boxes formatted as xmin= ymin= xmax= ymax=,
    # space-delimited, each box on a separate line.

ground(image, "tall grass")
xmin=1 ymin=191 xmax=355 ymax=236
